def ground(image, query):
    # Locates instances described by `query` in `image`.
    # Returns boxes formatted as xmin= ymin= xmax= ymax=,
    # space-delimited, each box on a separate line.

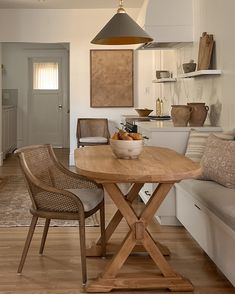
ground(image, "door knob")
xmin=58 ymin=104 xmax=63 ymax=109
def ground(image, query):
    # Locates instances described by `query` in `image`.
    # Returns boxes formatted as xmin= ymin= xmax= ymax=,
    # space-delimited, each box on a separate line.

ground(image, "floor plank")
xmin=0 ymin=149 xmax=234 ymax=293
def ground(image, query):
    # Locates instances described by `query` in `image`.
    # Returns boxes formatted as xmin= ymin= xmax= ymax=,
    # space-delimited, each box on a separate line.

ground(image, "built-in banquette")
xmin=137 ymin=121 xmax=235 ymax=286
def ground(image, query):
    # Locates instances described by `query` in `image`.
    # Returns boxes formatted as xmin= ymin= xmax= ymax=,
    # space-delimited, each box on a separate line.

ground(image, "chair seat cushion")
xmin=66 ymin=188 xmax=104 ymax=212
xmin=79 ymin=137 xmax=108 ymax=143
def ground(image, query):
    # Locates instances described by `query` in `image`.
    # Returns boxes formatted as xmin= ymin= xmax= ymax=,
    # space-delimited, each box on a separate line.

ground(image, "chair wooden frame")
xmin=15 ymin=144 xmax=106 ymax=285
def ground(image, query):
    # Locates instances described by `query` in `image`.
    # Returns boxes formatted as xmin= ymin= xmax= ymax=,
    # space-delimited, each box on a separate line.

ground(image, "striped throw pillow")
xmin=223 ymin=128 xmax=235 ymax=139
xmin=185 ymin=130 xmax=234 ymax=162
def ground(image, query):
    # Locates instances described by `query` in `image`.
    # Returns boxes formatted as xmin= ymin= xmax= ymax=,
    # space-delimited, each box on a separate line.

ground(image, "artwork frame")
xmin=90 ymin=49 xmax=134 ymax=108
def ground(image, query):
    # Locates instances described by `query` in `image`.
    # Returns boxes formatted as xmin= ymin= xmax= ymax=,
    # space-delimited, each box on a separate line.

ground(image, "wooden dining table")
xmin=75 ymin=145 xmax=201 ymax=292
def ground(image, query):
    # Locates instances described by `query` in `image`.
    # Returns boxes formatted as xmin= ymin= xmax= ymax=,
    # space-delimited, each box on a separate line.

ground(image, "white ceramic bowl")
xmin=110 ymin=139 xmax=144 ymax=159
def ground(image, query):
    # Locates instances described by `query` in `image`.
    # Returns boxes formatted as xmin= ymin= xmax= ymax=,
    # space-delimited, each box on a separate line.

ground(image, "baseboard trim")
xmin=0 ymin=152 xmax=3 ymax=166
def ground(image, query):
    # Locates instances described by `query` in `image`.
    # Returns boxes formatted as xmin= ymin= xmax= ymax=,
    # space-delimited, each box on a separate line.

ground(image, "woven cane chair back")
xmin=16 ymin=145 xmax=97 ymax=213
xmin=76 ymin=118 xmax=110 ymax=147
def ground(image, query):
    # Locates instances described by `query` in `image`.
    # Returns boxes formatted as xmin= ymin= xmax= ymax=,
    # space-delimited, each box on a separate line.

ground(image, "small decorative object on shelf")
xmin=156 ymin=98 xmax=161 ymax=116
xmin=209 ymin=99 xmax=222 ymax=126
xmin=187 ymin=102 xmax=209 ymax=126
xmin=160 ymin=99 xmax=164 ymax=116
xmin=171 ymin=105 xmax=192 ymax=127
xmin=160 ymin=71 xmax=170 ymax=78
xmin=197 ymin=32 xmax=214 ymax=70
xmin=182 ymin=59 xmax=196 ymax=73
xmin=156 ymin=70 xmax=171 ymax=79
xmin=155 ymin=98 xmax=165 ymax=117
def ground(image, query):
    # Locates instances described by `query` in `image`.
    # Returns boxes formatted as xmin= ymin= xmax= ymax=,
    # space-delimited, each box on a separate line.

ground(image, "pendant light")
xmin=91 ymin=0 xmax=153 ymax=45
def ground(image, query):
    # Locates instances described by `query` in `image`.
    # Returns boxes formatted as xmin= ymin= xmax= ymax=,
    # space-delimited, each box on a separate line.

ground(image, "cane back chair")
xmin=15 ymin=144 xmax=105 ymax=285
xmin=76 ymin=118 xmax=110 ymax=147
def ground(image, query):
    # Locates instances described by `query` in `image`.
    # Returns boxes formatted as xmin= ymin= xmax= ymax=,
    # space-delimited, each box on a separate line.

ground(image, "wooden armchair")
xmin=76 ymin=118 xmax=110 ymax=147
xmin=15 ymin=144 xmax=105 ymax=285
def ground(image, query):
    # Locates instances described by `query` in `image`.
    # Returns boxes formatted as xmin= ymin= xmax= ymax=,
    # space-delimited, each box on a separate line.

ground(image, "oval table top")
xmin=75 ymin=145 xmax=202 ymax=183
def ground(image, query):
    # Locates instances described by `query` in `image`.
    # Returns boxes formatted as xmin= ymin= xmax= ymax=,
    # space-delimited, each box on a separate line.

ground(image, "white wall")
xmin=154 ymin=0 xmax=235 ymax=129
xmin=0 ymin=8 xmax=142 ymax=164
xmin=135 ymin=50 xmax=155 ymax=110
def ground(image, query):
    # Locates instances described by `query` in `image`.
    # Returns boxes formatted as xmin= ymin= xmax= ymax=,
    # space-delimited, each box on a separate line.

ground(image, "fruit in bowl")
xmin=110 ymin=130 xmax=144 ymax=159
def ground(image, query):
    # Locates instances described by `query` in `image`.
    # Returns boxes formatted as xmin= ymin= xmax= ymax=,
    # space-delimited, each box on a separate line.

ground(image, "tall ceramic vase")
xmin=209 ymin=100 xmax=222 ymax=126
xmin=187 ymin=102 xmax=209 ymax=126
xmin=171 ymin=105 xmax=192 ymax=127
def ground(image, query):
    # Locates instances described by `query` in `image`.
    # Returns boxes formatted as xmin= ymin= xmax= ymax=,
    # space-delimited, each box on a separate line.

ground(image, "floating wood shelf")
xmin=152 ymin=78 xmax=177 ymax=83
xmin=178 ymin=69 xmax=222 ymax=78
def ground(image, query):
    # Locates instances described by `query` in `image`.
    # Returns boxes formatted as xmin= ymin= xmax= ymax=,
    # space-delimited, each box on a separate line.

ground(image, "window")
xmin=33 ymin=62 xmax=59 ymax=90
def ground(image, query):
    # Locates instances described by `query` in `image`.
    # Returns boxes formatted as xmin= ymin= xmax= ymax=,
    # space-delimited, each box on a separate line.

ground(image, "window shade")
xmin=33 ymin=62 xmax=59 ymax=90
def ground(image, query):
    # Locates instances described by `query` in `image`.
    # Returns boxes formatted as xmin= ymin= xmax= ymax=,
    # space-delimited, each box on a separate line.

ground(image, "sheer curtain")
xmin=33 ymin=62 xmax=59 ymax=90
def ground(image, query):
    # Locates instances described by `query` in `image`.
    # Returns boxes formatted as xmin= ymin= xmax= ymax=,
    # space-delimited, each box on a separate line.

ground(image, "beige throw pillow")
xmin=200 ymin=134 xmax=235 ymax=188
xmin=185 ymin=130 xmax=234 ymax=162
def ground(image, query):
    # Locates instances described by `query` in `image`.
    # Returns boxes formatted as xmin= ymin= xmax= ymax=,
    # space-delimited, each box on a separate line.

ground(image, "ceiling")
xmin=0 ymin=0 xmax=144 ymax=9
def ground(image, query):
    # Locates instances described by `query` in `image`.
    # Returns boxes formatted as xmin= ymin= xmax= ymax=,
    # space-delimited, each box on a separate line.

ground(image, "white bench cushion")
xmin=178 ymin=179 xmax=235 ymax=230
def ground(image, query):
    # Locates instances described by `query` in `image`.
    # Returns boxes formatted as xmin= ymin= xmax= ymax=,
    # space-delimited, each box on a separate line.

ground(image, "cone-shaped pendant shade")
xmin=91 ymin=12 xmax=153 ymax=45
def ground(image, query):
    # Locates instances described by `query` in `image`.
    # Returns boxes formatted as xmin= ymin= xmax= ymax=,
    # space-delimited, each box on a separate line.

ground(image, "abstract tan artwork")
xmin=90 ymin=49 xmax=133 ymax=107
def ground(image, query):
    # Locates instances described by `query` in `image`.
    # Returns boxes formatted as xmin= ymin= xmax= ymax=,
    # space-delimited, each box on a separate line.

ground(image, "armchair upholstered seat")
xmin=15 ymin=144 xmax=105 ymax=285
xmin=77 ymin=118 xmax=110 ymax=147
xmin=65 ymin=188 xmax=103 ymax=212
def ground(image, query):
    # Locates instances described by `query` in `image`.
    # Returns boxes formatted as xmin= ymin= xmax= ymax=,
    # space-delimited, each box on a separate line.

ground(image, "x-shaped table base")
xmin=86 ymin=182 xmax=193 ymax=292
xmin=86 ymin=183 xmax=169 ymax=256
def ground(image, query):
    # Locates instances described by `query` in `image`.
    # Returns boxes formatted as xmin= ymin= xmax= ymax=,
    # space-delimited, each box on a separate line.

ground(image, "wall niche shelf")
xmin=152 ymin=78 xmax=177 ymax=83
xmin=178 ymin=69 xmax=222 ymax=78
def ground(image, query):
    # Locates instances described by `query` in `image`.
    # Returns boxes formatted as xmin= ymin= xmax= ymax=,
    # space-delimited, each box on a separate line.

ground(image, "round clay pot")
xmin=182 ymin=62 xmax=196 ymax=73
xmin=187 ymin=102 xmax=209 ymax=126
xmin=171 ymin=105 xmax=192 ymax=127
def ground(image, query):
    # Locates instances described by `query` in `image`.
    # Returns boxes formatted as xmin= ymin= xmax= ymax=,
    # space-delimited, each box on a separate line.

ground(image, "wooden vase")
xmin=171 ymin=105 xmax=192 ymax=127
xmin=187 ymin=102 xmax=209 ymax=126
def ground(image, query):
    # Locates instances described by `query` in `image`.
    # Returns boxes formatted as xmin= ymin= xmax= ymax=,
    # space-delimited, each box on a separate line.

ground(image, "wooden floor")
xmin=0 ymin=149 xmax=234 ymax=294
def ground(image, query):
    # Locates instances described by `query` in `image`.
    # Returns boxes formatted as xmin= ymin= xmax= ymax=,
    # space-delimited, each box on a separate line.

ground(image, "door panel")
xmin=28 ymin=57 xmax=64 ymax=146
xmin=29 ymin=92 xmax=62 ymax=145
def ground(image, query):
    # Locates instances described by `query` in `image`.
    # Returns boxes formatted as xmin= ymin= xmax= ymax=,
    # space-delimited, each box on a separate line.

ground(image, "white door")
xmin=28 ymin=57 xmax=66 ymax=147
